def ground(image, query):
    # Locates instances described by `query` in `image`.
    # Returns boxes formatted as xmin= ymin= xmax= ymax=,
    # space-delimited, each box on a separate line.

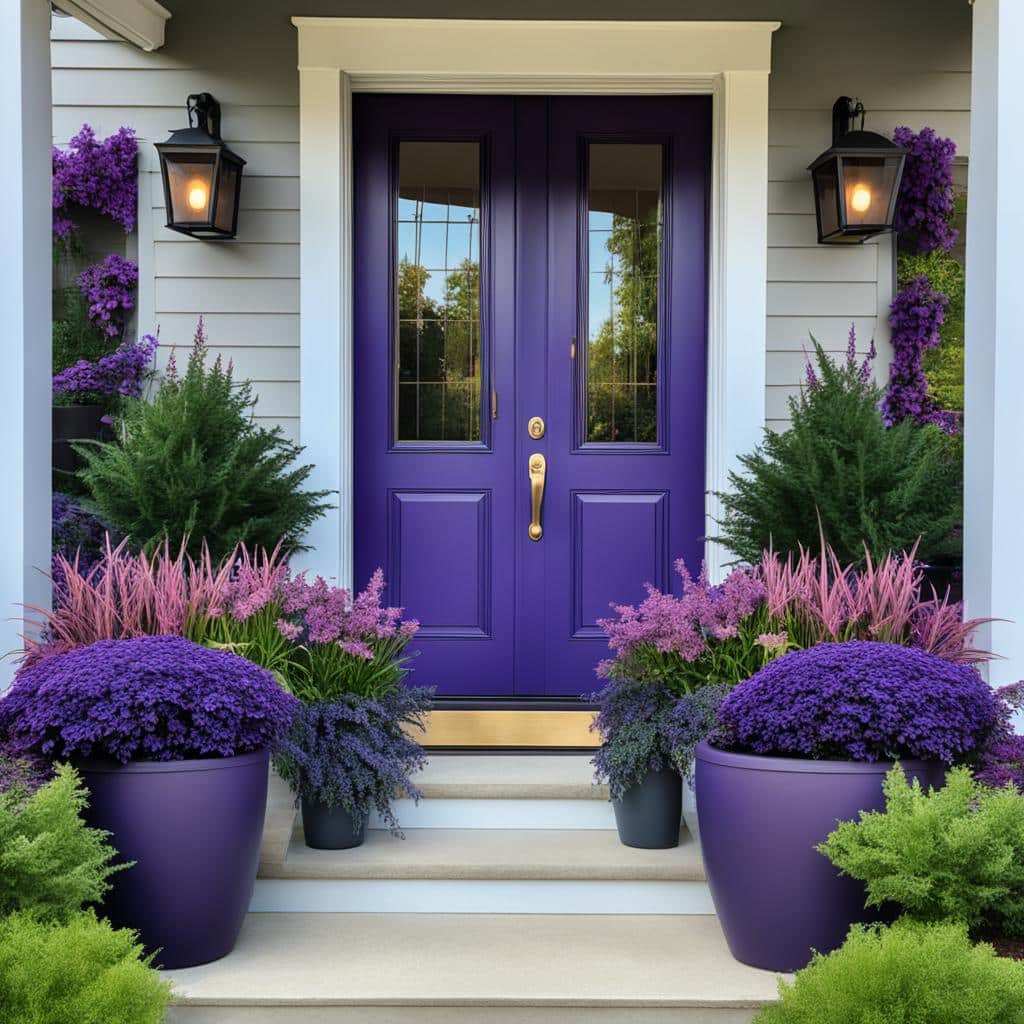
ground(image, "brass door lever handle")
xmin=528 ymin=453 xmax=546 ymax=541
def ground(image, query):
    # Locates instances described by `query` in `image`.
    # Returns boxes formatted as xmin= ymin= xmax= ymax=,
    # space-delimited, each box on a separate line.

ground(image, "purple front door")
xmin=354 ymin=96 xmax=710 ymax=698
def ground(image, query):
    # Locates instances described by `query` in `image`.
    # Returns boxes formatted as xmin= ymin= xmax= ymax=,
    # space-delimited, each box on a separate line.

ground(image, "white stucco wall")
xmin=50 ymin=1 xmax=972 ymax=440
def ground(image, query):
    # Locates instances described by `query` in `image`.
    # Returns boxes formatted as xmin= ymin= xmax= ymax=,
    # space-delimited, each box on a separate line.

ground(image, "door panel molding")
xmin=296 ymin=18 xmax=777 ymax=587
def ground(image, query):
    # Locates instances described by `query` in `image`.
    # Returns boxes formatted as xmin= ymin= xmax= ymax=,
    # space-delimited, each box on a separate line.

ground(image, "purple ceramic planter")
xmin=79 ymin=748 xmax=269 ymax=969
xmin=695 ymin=741 xmax=944 ymax=973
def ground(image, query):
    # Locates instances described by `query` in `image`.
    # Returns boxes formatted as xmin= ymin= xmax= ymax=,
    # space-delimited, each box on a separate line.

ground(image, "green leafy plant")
xmin=0 ymin=911 xmax=172 ymax=1024
xmin=76 ymin=319 xmax=331 ymax=560
xmin=754 ymin=919 xmax=1024 ymax=1024
xmin=716 ymin=340 xmax=961 ymax=567
xmin=820 ymin=765 xmax=1024 ymax=936
xmin=0 ymin=763 xmax=123 ymax=923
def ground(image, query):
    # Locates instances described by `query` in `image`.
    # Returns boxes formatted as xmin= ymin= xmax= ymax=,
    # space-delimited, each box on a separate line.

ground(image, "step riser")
xmin=251 ymin=879 xmax=714 ymax=915
xmin=369 ymin=798 xmax=617 ymax=830
xmin=167 ymin=1007 xmax=760 ymax=1022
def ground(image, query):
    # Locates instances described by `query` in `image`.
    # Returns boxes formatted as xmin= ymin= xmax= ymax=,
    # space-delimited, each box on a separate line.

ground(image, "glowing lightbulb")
xmin=186 ymin=180 xmax=209 ymax=212
xmin=850 ymin=184 xmax=872 ymax=214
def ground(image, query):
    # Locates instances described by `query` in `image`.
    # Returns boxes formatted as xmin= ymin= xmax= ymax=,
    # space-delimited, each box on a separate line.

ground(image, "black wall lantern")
xmin=809 ymin=97 xmax=907 ymax=245
xmin=156 ymin=93 xmax=246 ymax=239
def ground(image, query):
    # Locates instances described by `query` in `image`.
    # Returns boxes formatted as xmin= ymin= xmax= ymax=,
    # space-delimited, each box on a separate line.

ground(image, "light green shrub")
xmin=754 ymin=919 xmax=1024 ymax=1024
xmin=819 ymin=765 xmax=1024 ymax=936
xmin=0 ymin=912 xmax=172 ymax=1024
xmin=0 ymin=763 xmax=123 ymax=922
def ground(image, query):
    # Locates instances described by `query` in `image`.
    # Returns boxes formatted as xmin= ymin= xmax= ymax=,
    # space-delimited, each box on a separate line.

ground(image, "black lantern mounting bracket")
xmin=186 ymin=93 xmax=222 ymax=141
xmin=831 ymin=96 xmax=865 ymax=145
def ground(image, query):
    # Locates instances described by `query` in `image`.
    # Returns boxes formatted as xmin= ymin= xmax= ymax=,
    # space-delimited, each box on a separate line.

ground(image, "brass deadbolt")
xmin=527 ymin=416 xmax=545 ymax=439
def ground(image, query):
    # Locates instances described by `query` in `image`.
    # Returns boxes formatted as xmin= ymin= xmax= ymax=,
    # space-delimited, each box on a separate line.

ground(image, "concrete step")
xmin=163 ymin=912 xmax=782 ymax=1022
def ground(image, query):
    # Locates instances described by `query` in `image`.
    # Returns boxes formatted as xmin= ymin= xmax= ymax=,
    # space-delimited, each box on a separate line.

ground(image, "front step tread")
xmin=416 ymin=754 xmax=608 ymax=800
xmin=262 ymin=826 xmax=703 ymax=882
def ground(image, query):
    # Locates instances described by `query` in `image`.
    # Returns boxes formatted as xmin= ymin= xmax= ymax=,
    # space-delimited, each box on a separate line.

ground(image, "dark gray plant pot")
xmin=612 ymin=767 xmax=682 ymax=849
xmin=301 ymin=797 xmax=367 ymax=850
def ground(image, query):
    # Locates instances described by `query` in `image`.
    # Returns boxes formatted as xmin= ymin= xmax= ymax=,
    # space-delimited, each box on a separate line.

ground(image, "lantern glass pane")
xmin=813 ymin=160 xmax=841 ymax=239
xmin=214 ymin=159 xmax=241 ymax=234
xmin=165 ymin=154 xmax=216 ymax=224
xmin=840 ymin=155 xmax=902 ymax=226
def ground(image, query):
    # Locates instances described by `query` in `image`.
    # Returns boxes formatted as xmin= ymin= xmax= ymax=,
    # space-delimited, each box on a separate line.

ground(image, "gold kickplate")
xmin=419 ymin=710 xmax=599 ymax=748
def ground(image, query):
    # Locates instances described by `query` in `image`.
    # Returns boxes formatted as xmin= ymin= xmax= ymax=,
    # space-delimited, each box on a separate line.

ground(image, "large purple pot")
xmin=695 ymin=741 xmax=943 ymax=972
xmin=79 ymin=749 xmax=269 ymax=969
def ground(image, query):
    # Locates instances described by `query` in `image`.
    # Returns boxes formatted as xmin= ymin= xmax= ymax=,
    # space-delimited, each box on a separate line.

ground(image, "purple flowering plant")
xmin=51 ymin=492 xmax=111 ymax=597
xmin=975 ymin=683 xmax=1024 ymax=792
xmin=76 ymin=255 xmax=139 ymax=338
xmin=892 ymin=126 xmax=959 ymax=256
xmin=52 ymin=125 xmax=138 ymax=240
xmin=0 ymin=635 xmax=299 ymax=764
xmin=52 ymin=333 xmax=157 ymax=401
xmin=274 ymin=687 xmax=432 ymax=834
xmin=715 ymin=640 xmax=998 ymax=763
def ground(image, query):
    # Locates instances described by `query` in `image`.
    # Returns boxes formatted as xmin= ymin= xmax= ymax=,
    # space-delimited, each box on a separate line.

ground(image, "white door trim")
xmin=293 ymin=17 xmax=778 ymax=586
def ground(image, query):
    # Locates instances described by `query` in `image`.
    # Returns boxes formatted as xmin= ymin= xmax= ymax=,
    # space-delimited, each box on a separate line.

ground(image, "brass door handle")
xmin=528 ymin=453 xmax=546 ymax=541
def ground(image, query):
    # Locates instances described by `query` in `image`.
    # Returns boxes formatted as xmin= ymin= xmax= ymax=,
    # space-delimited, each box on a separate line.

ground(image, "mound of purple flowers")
xmin=274 ymin=687 xmax=432 ymax=834
xmin=52 ymin=334 xmax=157 ymax=399
xmin=0 ymin=635 xmax=299 ymax=764
xmin=76 ymin=255 xmax=139 ymax=338
xmin=716 ymin=640 xmax=998 ymax=763
xmin=892 ymin=126 xmax=959 ymax=255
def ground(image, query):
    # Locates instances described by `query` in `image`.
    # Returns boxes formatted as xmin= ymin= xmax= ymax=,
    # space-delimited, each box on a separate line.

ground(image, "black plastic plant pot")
xmin=302 ymin=797 xmax=368 ymax=850
xmin=52 ymin=403 xmax=106 ymax=441
xmin=612 ymin=767 xmax=682 ymax=849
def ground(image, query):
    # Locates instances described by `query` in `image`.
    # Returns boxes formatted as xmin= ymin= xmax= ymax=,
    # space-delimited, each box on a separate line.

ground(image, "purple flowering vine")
xmin=53 ymin=125 xmax=138 ymax=239
xmin=76 ymin=255 xmax=139 ymax=338
xmin=892 ymin=126 xmax=959 ymax=255
xmin=882 ymin=275 xmax=958 ymax=433
xmin=52 ymin=334 xmax=157 ymax=399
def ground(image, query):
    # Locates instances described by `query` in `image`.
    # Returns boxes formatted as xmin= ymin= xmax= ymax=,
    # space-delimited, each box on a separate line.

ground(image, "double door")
xmin=353 ymin=95 xmax=710 ymax=697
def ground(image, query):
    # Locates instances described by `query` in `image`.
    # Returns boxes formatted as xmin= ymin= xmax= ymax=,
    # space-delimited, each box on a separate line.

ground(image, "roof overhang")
xmin=54 ymin=0 xmax=171 ymax=51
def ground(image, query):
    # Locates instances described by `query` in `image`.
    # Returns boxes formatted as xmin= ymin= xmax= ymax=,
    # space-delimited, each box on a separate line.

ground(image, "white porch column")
xmin=0 ymin=0 xmax=52 ymax=686
xmin=964 ymin=0 xmax=1024 ymax=685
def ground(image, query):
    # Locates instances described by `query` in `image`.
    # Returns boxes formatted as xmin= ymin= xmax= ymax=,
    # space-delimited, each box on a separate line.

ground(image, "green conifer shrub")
xmin=0 ymin=763 xmax=123 ymax=923
xmin=715 ymin=340 xmax=960 ymax=567
xmin=754 ymin=919 xmax=1024 ymax=1024
xmin=76 ymin=321 xmax=331 ymax=560
xmin=0 ymin=912 xmax=172 ymax=1024
xmin=820 ymin=765 xmax=1024 ymax=936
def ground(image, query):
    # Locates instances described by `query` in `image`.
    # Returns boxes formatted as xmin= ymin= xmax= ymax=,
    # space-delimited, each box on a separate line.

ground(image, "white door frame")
xmin=293 ymin=17 xmax=778 ymax=587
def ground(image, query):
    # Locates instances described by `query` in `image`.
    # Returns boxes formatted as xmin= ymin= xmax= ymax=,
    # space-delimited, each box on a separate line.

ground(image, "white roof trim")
xmin=55 ymin=0 xmax=171 ymax=52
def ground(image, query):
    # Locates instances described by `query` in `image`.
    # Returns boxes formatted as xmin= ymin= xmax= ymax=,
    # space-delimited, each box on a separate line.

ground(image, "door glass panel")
xmin=396 ymin=141 xmax=481 ymax=442
xmin=585 ymin=143 xmax=662 ymax=443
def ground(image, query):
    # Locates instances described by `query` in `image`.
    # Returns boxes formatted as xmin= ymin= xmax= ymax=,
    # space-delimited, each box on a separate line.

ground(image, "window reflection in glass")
xmin=586 ymin=143 xmax=662 ymax=444
xmin=396 ymin=141 xmax=481 ymax=442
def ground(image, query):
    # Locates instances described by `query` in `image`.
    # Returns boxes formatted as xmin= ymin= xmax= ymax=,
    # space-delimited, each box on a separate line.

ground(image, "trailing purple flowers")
xmin=76 ymin=255 xmax=139 ymax=338
xmin=882 ymin=275 xmax=958 ymax=434
xmin=892 ymin=126 xmax=959 ymax=255
xmin=52 ymin=125 xmax=138 ymax=239
xmin=52 ymin=334 xmax=157 ymax=399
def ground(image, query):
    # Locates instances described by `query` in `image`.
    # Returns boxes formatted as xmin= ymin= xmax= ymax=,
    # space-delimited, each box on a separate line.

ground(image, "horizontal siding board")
xmin=51 ymin=39 xmax=196 ymax=71
xmin=766 ymin=385 xmax=802 ymax=422
xmin=767 ymin=215 xmax=819 ymax=247
xmin=52 ymin=68 xmax=298 ymax=108
xmin=767 ymin=247 xmax=876 ymax=283
xmin=246 ymin=381 xmax=298 ymax=419
xmin=770 ymin=71 xmax=971 ymax=112
xmin=155 ymin=278 xmax=299 ymax=315
xmin=767 ymin=180 xmax=815 ymax=216
xmin=151 ymin=313 xmax=299 ymax=348
xmin=767 ymin=316 xmax=883 ymax=350
xmin=151 ymin=208 xmax=299 ymax=244
xmin=154 ymin=242 xmax=299 ymax=279
xmin=767 ymin=282 xmax=877 ymax=318
xmin=154 ymin=346 xmax=299 ymax=380
xmin=53 ymin=105 xmax=298 ymax=144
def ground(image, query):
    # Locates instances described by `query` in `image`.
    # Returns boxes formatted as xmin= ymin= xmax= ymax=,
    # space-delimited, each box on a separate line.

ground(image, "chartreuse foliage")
xmin=820 ymin=766 xmax=1024 ymax=936
xmin=0 ymin=912 xmax=171 ymax=1024
xmin=716 ymin=341 xmax=960 ymax=567
xmin=754 ymin=919 xmax=1024 ymax=1024
xmin=0 ymin=763 xmax=122 ymax=923
xmin=76 ymin=321 xmax=331 ymax=560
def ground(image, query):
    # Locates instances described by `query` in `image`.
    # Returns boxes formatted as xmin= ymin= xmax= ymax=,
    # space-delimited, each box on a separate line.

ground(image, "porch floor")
xmin=163 ymin=912 xmax=782 ymax=1022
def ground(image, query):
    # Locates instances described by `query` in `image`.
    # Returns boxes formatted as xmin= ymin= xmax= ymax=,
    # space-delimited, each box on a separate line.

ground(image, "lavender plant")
xmin=716 ymin=640 xmax=998 ymax=763
xmin=274 ymin=687 xmax=432 ymax=834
